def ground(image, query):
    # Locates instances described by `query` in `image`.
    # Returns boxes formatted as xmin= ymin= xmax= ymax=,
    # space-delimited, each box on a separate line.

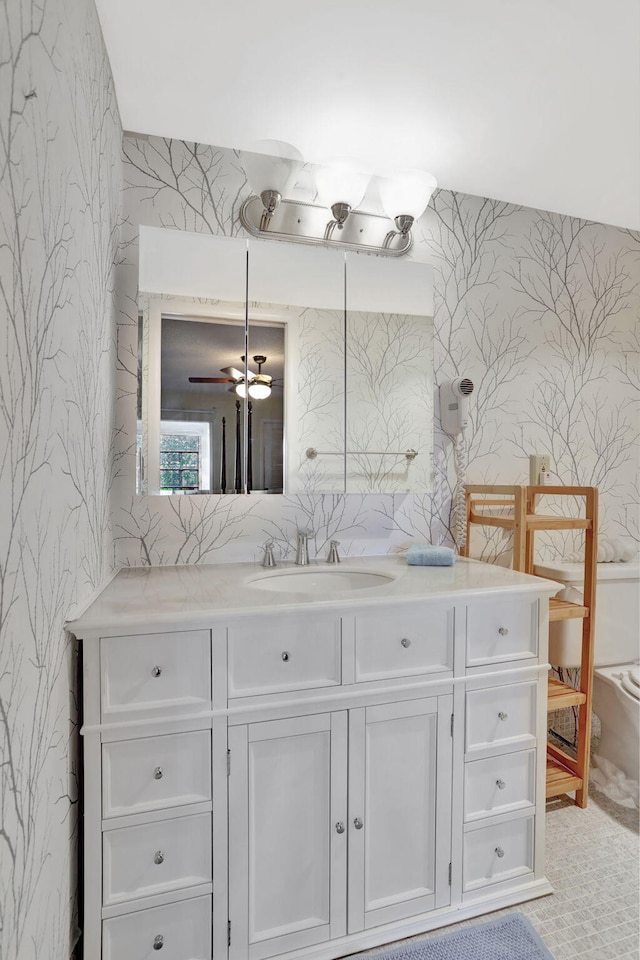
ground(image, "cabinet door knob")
xmin=153 ymin=934 xmax=164 ymax=950
xmin=353 ymin=817 xmax=364 ymax=830
xmin=498 ymin=711 xmax=508 ymax=722
xmin=151 ymin=665 xmax=162 ymax=677
xmin=335 ymin=821 xmax=345 ymax=834
xmin=153 ymin=850 xmax=164 ymax=864
xmin=498 ymin=627 xmax=509 ymax=636
xmin=281 ymin=651 xmax=290 ymax=662
xmin=495 ymin=846 xmax=505 ymax=859
xmin=400 ymin=638 xmax=411 ymax=648
xmin=153 ymin=766 xmax=163 ymax=780
xmin=496 ymin=779 xmax=506 ymax=790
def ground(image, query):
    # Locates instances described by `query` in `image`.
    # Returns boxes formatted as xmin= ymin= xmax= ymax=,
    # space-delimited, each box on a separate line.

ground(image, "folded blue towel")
xmin=407 ymin=544 xmax=456 ymax=566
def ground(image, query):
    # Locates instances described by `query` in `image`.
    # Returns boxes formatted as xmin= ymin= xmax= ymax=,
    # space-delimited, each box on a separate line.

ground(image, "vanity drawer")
xmin=100 ymin=630 xmax=211 ymax=722
xmin=464 ymin=750 xmax=536 ymax=822
xmin=228 ymin=616 xmax=341 ymax=697
xmin=463 ymin=816 xmax=534 ymax=893
xmin=354 ymin=605 xmax=453 ymax=682
xmin=103 ymin=894 xmax=212 ymax=960
xmin=466 ymin=598 xmax=538 ymax=666
xmin=465 ymin=682 xmax=536 ymax=756
xmin=102 ymin=731 xmax=211 ymax=818
xmin=103 ymin=812 xmax=211 ymax=906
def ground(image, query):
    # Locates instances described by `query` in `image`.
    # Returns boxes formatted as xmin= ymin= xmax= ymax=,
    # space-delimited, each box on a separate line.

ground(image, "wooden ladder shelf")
xmin=462 ymin=484 xmax=598 ymax=808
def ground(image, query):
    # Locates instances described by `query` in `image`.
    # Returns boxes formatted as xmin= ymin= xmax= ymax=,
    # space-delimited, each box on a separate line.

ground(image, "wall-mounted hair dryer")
xmin=439 ymin=377 xmax=475 ymax=550
xmin=439 ymin=378 xmax=474 ymax=435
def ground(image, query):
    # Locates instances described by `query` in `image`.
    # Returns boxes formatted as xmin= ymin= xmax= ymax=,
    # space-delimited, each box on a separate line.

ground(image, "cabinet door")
xmin=229 ymin=713 xmax=348 ymax=960
xmin=348 ymin=697 xmax=453 ymax=932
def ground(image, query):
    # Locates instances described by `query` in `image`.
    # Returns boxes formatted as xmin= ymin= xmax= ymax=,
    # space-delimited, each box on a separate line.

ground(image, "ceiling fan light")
xmin=235 ymin=381 xmax=248 ymax=399
xmin=379 ymin=169 xmax=437 ymax=222
xmin=248 ymin=381 xmax=272 ymax=400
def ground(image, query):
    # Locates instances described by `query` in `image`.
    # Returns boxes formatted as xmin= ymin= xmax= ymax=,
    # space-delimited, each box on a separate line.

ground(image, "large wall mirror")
xmin=137 ymin=226 xmax=433 ymax=496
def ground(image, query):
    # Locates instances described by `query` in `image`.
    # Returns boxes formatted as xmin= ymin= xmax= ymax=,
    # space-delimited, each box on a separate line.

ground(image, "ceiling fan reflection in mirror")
xmin=189 ymin=354 xmax=275 ymax=400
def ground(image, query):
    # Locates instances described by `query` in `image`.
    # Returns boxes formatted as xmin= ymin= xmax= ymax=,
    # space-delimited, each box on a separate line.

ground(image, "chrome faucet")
xmin=327 ymin=540 xmax=341 ymax=564
xmin=261 ymin=541 xmax=276 ymax=567
xmin=295 ymin=531 xmax=313 ymax=565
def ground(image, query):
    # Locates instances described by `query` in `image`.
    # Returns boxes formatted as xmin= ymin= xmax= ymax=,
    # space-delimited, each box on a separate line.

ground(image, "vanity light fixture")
xmin=239 ymin=143 xmax=437 ymax=258
xmin=238 ymin=140 xmax=304 ymax=231
xmin=379 ymin=169 xmax=438 ymax=248
xmin=313 ymin=158 xmax=371 ymax=240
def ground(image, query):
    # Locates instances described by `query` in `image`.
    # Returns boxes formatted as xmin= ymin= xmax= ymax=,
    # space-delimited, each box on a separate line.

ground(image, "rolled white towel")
xmin=566 ymin=536 xmax=638 ymax=563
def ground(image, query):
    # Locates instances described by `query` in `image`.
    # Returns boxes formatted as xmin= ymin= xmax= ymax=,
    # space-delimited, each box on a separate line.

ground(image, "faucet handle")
xmin=261 ymin=541 xmax=276 ymax=567
xmin=295 ymin=530 xmax=314 ymax=565
xmin=327 ymin=540 xmax=341 ymax=564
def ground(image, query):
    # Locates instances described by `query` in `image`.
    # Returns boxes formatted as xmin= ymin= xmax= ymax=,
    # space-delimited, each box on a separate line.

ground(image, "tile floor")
xmin=505 ymin=788 xmax=639 ymax=959
xmin=358 ymin=787 xmax=639 ymax=959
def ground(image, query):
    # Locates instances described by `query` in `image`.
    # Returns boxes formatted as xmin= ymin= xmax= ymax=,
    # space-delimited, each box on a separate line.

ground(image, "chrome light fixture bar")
xmin=240 ymin=195 xmax=413 ymax=256
xmin=239 ymin=143 xmax=436 ymax=258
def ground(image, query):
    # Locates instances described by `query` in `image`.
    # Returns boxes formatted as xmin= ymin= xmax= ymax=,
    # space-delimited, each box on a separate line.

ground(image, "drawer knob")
xmin=495 ymin=846 xmax=505 ymax=859
xmin=498 ymin=711 xmax=508 ymax=722
xmin=153 ymin=766 xmax=163 ymax=780
xmin=335 ymin=821 xmax=345 ymax=834
xmin=281 ymin=651 xmax=290 ymax=662
xmin=151 ymin=665 xmax=162 ymax=677
xmin=496 ymin=779 xmax=506 ymax=790
xmin=498 ymin=627 xmax=509 ymax=636
xmin=353 ymin=817 xmax=364 ymax=830
xmin=400 ymin=638 xmax=411 ymax=648
xmin=153 ymin=934 xmax=164 ymax=950
xmin=153 ymin=850 xmax=165 ymax=864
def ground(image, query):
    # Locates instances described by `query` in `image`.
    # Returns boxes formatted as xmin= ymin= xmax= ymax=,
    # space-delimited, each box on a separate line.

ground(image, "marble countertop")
xmin=67 ymin=555 xmax=561 ymax=637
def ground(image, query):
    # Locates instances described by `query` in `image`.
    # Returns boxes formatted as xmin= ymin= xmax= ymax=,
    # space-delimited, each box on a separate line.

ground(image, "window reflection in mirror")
xmin=160 ymin=315 xmax=284 ymax=494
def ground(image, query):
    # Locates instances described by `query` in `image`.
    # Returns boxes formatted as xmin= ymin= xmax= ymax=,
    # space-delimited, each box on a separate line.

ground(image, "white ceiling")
xmin=96 ymin=0 xmax=640 ymax=229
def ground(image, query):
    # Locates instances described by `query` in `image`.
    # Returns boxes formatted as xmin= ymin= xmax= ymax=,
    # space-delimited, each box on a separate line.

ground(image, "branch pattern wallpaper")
xmin=0 ymin=0 xmax=120 ymax=955
xmin=118 ymin=136 xmax=639 ymax=566
xmin=0 ymin=8 xmax=638 ymax=957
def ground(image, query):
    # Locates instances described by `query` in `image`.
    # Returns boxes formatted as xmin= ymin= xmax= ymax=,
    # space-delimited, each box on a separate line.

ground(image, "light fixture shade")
xmin=248 ymin=381 xmax=272 ymax=400
xmin=235 ymin=381 xmax=248 ymax=399
xmin=239 ymin=140 xmax=303 ymax=199
xmin=314 ymin=158 xmax=371 ymax=209
xmin=379 ymin=169 xmax=437 ymax=221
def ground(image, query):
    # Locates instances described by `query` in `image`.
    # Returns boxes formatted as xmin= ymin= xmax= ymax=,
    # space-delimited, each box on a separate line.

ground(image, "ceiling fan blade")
xmin=219 ymin=366 xmax=246 ymax=380
xmin=188 ymin=377 xmax=234 ymax=383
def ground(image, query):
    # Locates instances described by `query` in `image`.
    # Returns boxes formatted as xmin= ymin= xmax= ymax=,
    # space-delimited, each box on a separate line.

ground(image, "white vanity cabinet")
xmin=228 ymin=712 xmax=347 ymax=959
xmin=346 ymin=697 xmax=452 ymax=931
xmin=228 ymin=697 xmax=452 ymax=960
xmin=70 ymin=558 xmax=558 ymax=960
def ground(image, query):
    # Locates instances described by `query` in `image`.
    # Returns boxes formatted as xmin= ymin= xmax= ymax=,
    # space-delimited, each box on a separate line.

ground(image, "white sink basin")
xmin=249 ymin=568 xmax=394 ymax=594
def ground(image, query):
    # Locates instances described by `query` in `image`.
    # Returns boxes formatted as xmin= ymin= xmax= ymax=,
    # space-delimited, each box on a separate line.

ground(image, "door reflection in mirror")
xmin=159 ymin=316 xmax=284 ymax=494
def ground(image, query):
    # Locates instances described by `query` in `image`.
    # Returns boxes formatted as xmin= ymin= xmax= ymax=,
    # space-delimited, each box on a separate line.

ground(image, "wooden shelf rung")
xmin=468 ymin=512 xmax=516 ymax=529
xmin=548 ymin=597 xmax=589 ymax=621
xmin=546 ymin=756 xmax=583 ymax=799
xmin=547 ymin=677 xmax=587 ymax=709
xmin=547 ymin=742 xmax=579 ymax=774
xmin=526 ymin=514 xmax=591 ymax=531
xmin=468 ymin=512 xmax=591 ymax=532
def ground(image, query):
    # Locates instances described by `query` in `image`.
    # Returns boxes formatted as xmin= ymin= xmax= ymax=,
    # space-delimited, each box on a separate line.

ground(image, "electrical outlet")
xmin=529 ymin=454 xmax=551 ymax=485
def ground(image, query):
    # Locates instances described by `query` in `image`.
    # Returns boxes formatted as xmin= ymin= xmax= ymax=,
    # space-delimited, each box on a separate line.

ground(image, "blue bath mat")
xmin=343 ymin=913 xmax=554 ymax=960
